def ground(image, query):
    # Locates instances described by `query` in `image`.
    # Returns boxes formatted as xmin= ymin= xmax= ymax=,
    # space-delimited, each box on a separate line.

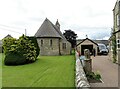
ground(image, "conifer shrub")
xmin=27 ymin=36 xmax=40 ymax=57
xmin=4 ymin=53 xmax=26 ymax=65
xmin=2 ymin=37 xmax=17 ymax=55
xmin=3 ymin=35 xmax=38 ymax=65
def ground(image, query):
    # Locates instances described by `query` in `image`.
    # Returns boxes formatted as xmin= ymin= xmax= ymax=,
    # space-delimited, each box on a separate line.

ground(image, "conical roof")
xmin=35 ymin=18 xmax=61 ymax=38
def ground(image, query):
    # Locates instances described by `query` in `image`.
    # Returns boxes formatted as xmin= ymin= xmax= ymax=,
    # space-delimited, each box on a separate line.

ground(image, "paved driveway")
xmin=90 ymin=55 xmax=118 ymax=88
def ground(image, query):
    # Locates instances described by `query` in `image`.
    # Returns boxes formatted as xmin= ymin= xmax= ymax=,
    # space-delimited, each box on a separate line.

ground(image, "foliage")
xmin=4 ymin=53 xmax=26 ymax=65
xmin=71 ymin=49 xmax=75 ymax=55
xmin=3 ymin=35 xmax=38 ymax=65
xmin=17 ymin=35 xmax=37 ymax=62
xmin=111 ymin=35 xmax=117 ymax=63
xmin=2 ymin=55 xmax=75 ymax=87
xmin=63 ymin=29 xmax=77 ymax=48
xmin=86 ymin=71 xmax=101 ymax=80
xmin=2 ymin=37 xmax=16 ymax=55
xmin=27 ymin=36 xmax=40 ymax=57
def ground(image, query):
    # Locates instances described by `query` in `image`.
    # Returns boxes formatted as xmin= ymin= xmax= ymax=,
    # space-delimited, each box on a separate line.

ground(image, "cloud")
xmin=0 ymin=0 xmax=117 ymax=40
xmin=90 ymin=31 xmax=111 ymax=40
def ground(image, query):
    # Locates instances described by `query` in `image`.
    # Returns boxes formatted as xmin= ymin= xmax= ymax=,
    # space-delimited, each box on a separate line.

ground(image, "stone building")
xmin=77 ymin=38 xmax=98 ymax=55
xmin=77 ymin=39 xmax=109 ymax=46
xmin=109 ymin=0 xmax=120 ymax=64
xmin=35 ymin=18 xmax=71 ymax=56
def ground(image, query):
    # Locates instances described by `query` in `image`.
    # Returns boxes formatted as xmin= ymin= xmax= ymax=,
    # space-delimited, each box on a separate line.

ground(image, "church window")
xmin=50 ymin=39 xmax=52 ymax=46
xmin=41 ymin=40 xmax=43 ymax=46
xmin=63 ymin=43 xmax=66 ymax=49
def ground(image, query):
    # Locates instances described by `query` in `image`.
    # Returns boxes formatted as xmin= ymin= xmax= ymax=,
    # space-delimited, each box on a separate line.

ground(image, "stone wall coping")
xmin=75 ymin=51 xmax=90 ymax=88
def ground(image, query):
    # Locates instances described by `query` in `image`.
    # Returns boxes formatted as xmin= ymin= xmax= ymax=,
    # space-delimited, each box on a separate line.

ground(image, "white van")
xmin=98 ymin=44 xmax=108 ymax=55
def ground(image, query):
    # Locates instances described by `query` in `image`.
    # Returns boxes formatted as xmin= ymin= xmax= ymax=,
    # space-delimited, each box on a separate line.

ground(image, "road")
xmin=90 ymin=55 xmax=118 ymax=88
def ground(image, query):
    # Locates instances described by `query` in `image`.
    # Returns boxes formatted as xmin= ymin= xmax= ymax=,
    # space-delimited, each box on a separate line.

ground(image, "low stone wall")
xmin=75 ymin=51 xmax=90 ymax=88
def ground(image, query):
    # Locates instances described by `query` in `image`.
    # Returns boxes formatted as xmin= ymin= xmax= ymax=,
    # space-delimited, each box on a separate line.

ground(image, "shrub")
xmin=17 ymin=35 xmax=37 ymax=62
xmin=3 ymin=35 xmax=38 ymax=65
xmin=27 ymin=36 xmax=40 ymax=57
xmin=2 ymin=37 xmax=17 ymax=55
xmin=86 ymin=71 xmax=101 ymax=80
xmin=4 ymin=53 xmax=26 ymax=65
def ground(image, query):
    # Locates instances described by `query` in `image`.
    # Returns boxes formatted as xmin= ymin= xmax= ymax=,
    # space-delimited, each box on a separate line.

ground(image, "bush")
xmin=18 ymin=35 xmax=37 ymax=62
xmin=2 ymin=37 xmax=17 ymax=55
xmin=27 ymin=36 xmax=40 ymax=57
xmin=3 ymin=35 xmax=38 ymax=65
xmin=4 ymin=53 xmax=26 ymax=65
xmin=86 ymin=71 xmax=101 ymax=80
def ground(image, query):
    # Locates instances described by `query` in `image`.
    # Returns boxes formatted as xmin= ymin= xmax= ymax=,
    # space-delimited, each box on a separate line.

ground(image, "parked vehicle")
xmin=98 ymin=44 xmax=108 ymax=55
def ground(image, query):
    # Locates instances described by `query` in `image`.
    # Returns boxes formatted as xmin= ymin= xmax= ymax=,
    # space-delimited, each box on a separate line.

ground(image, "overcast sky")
xmin=0 ymin=0 xmax=117 ymax=40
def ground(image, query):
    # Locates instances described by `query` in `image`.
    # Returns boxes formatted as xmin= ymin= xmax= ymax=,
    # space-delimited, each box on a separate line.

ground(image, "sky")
xmin=0 ymin=0 xmax=117 ymax=40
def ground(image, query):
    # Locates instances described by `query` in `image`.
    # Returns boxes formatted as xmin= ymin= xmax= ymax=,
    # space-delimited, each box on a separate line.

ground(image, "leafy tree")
xmin=63 ymin=29 xmax=77 ymax=48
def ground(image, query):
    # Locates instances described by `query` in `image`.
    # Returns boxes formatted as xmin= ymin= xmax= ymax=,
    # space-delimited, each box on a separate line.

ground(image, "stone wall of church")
xmin=37 ymin=38 xmax=60 ymax=56
xmin=60 ymin=40 xmax=71 ymax=55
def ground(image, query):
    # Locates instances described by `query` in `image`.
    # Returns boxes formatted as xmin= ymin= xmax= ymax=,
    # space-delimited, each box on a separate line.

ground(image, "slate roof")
xmin=77 ymin=39 xmax=109 ymax=46
xmin=35 ymin=18 xmax=63 ymax=38
xmin=52 ymin=24 xmax=67 ymax=41
xmin=77 ymin=38 xmax=98 ymax=46
xmin=4 ymin=34 xmax=13 ymax=39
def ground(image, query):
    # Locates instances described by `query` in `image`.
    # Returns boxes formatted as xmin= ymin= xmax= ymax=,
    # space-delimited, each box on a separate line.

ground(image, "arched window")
xmin=50 ymin=39 xmax=52 ymax=46
xmin=63 ymin=43 xmax=66 ymax=49
xmin=41 ymin=40 xmax=43 ymax=46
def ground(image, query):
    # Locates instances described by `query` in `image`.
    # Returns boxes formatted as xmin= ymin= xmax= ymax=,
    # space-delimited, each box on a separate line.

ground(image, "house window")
xmin=50 ymin=39 xmax=52 ymax=46
xmin=117 ymin=14 xmax=119 ymax=26
xmin=41 ymin=40 xmax=43 ymax=46
xmin=63 ymin=43 xmax=66 ymax=49
xmin=117 ymin=39 xmax=120 ymax=48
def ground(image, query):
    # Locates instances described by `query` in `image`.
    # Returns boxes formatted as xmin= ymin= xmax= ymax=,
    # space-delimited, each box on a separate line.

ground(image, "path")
xmin=90 ymin=55 xmax=118 ymax=88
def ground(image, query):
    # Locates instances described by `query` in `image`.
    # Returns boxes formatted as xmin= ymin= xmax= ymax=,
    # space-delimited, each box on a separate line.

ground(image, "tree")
xmin=63 ymin=29 xmax=77 ymax=48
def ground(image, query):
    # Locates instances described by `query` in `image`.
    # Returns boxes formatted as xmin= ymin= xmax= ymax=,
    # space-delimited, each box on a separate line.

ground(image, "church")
xmin=35 ymin=18 xmax=71 ymax=56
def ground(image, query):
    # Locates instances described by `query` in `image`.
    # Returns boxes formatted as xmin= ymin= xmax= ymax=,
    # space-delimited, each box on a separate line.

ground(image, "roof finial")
xmin=45 ymin=17 xmax=48 ymax=21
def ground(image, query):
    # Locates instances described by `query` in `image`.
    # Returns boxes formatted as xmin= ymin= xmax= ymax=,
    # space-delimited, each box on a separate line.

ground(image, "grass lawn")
xmin=0 ymin=53 xmax=2 ymax=88
xmin=2 ymin=54 xmax=75 ymax=87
